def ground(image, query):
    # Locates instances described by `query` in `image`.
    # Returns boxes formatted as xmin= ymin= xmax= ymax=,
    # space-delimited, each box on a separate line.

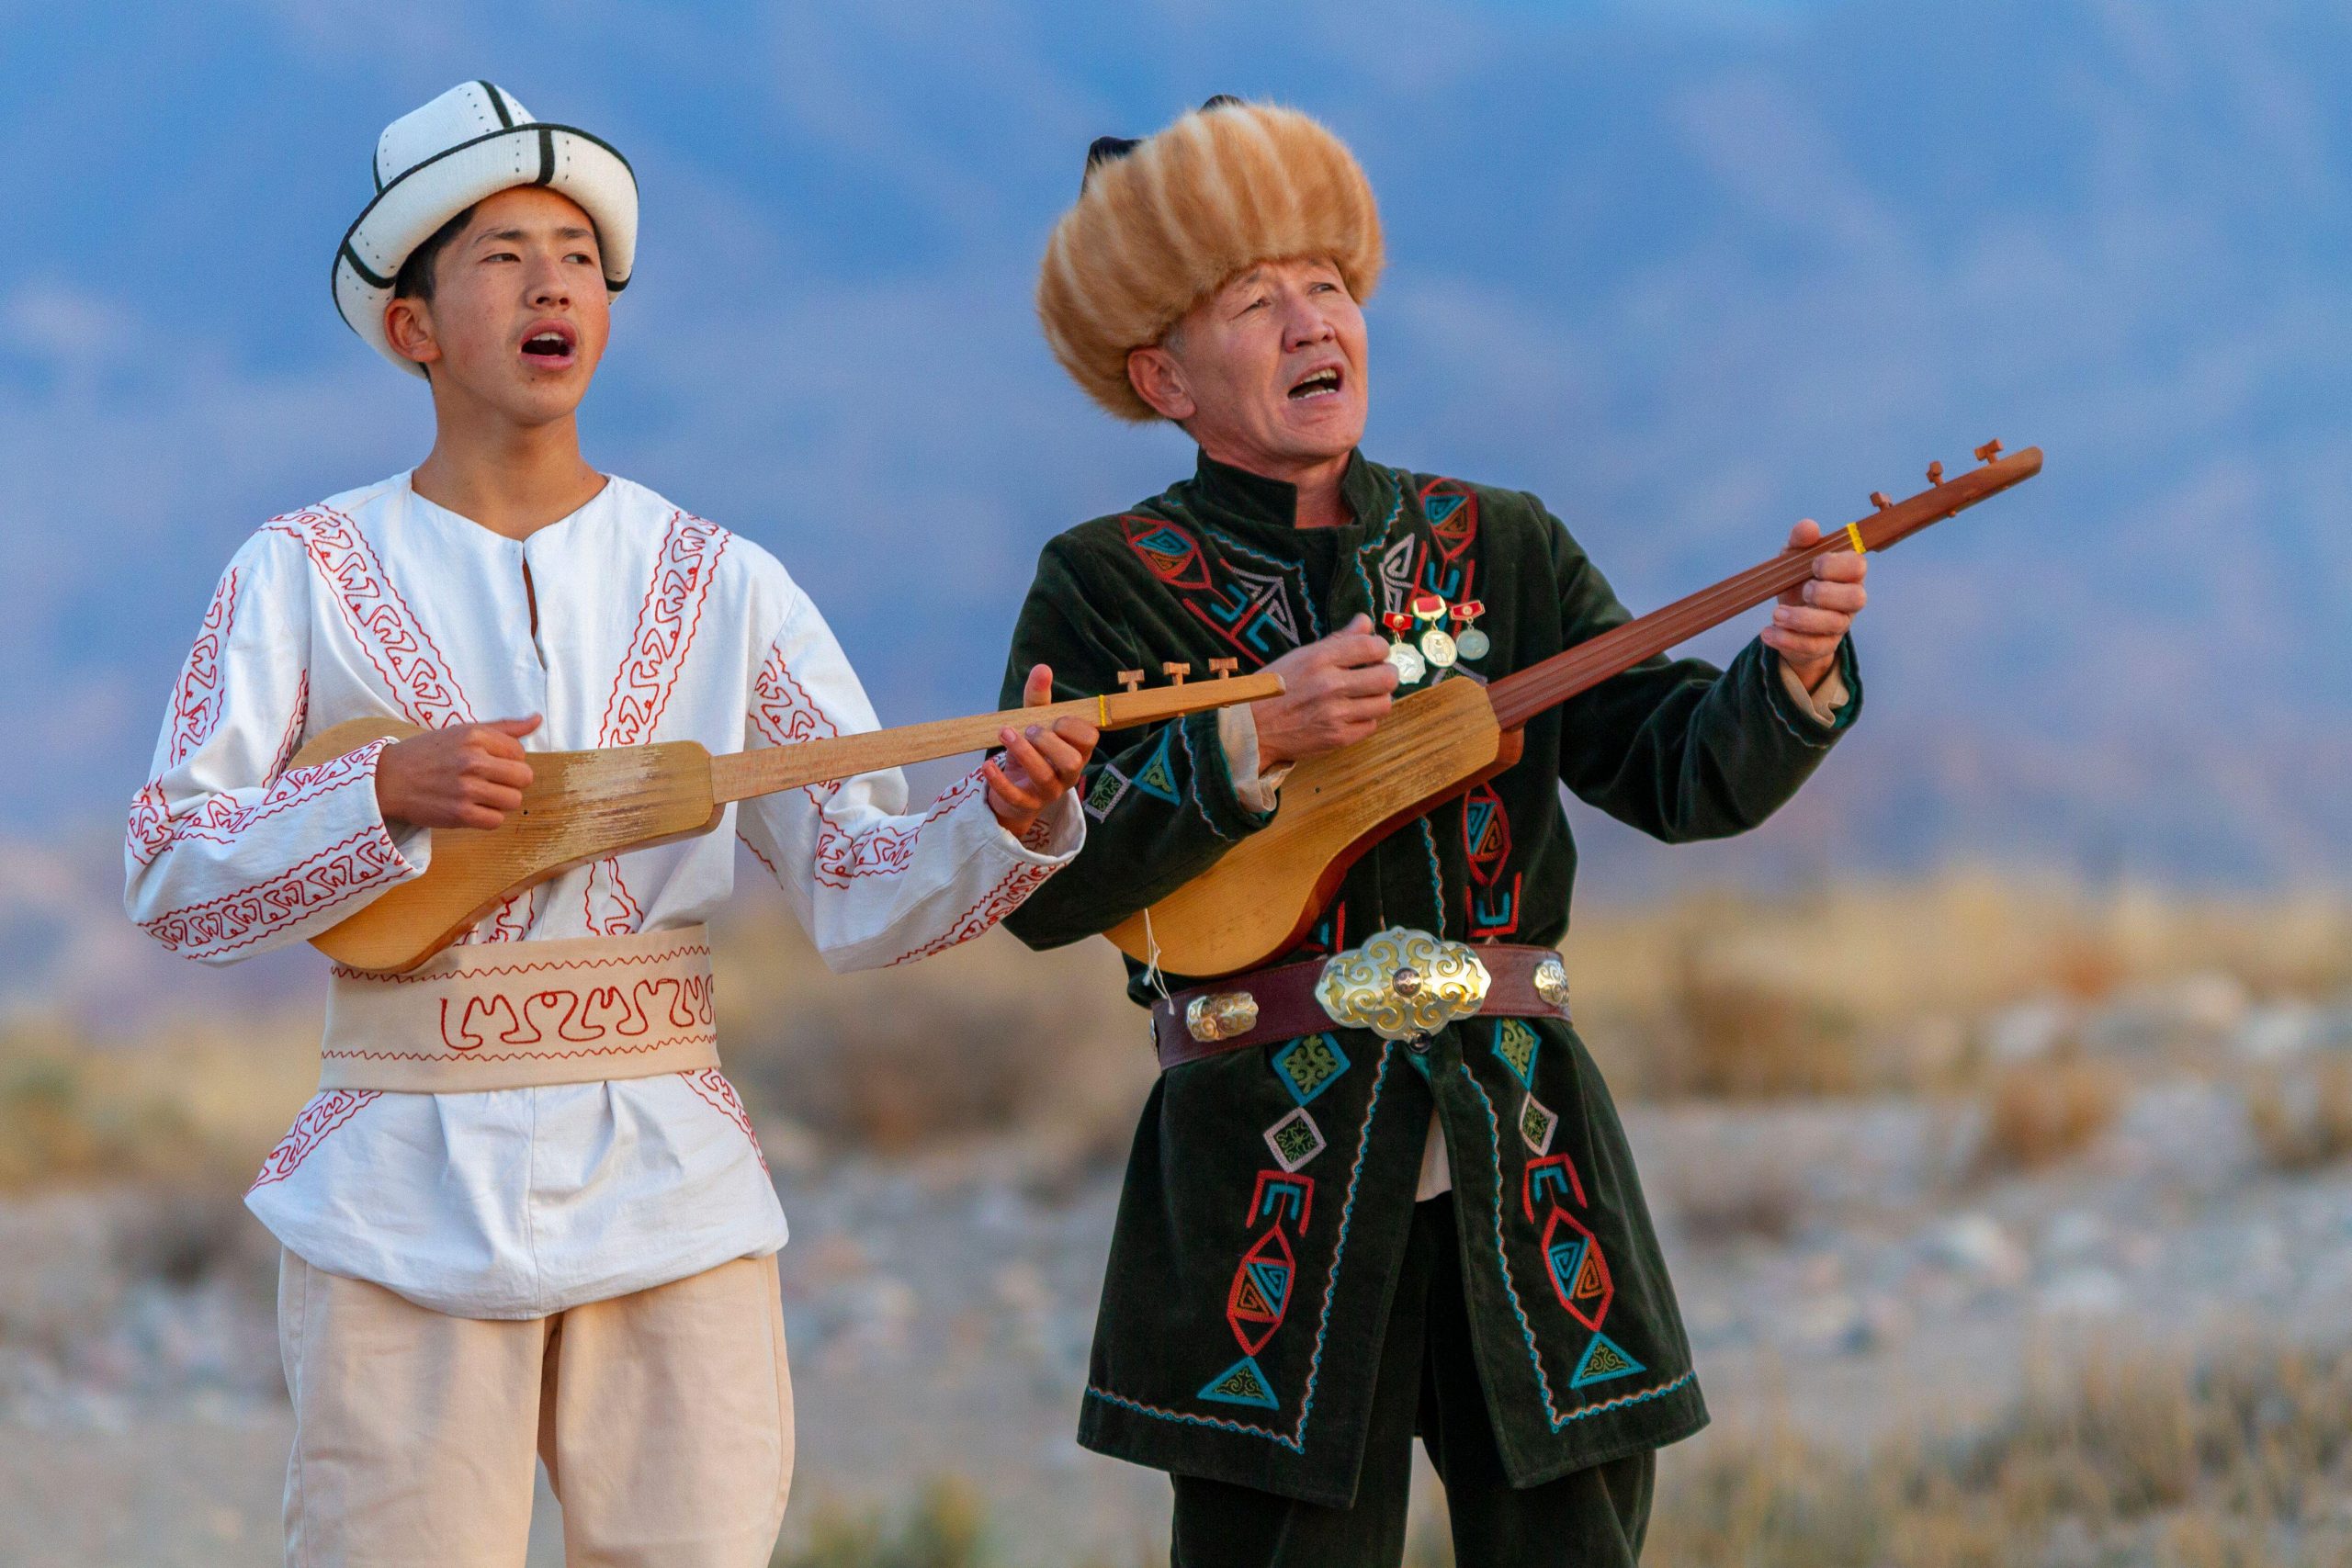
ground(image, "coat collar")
xmin=1182 ymin=448 xmax=1400 ymax=548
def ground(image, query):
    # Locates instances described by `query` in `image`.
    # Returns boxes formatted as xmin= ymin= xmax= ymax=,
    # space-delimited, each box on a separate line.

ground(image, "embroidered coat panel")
xmin=1000 ymin=450 xmax=1860 ymax=1503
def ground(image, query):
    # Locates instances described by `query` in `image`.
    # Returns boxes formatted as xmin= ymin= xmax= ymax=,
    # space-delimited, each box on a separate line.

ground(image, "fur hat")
xmin=1037 ymin=98 xmax=1383 ymax=422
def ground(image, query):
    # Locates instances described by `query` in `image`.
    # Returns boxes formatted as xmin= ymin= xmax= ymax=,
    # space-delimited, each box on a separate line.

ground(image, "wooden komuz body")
xmin=1106 ymin=678 xmax=1518 ymax=974
xmin=295 ymin=672 xmax=1283 ymax=975
xmin=289 ymin=718 xmax=724 ymax=973
xmin=1107 ymin=444 xmax=2043 ymax=979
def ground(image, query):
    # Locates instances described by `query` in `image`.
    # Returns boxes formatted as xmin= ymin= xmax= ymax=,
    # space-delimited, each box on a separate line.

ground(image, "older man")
xmin=1001 ymin=99 xmax=1865 ymax=1565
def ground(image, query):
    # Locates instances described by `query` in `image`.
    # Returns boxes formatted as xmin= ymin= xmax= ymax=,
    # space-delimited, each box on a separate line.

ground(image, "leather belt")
xmin=1151 ymin=926 xmax=1570 ymax=1071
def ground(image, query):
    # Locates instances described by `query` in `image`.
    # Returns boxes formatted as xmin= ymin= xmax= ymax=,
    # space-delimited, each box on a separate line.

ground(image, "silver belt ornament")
xmin=1184 ymin=926 xmax=1568 ymax=1053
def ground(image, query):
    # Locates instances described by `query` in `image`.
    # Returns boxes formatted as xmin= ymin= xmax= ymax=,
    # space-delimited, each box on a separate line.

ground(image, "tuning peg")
xmin=1927 ymin=460 xmax=1944 ymax=485
xmin=1207 ymin=658 xmax=1238 ymax=680
xmin=1974 ymin=439 xmax=2003 ymax=464
xmin=1869 ymin=491 xmax=1893 ymax=511
xmin=1115 ymin=670 xmax=1146 ymax=694
xmin=1161 ymin=661 xmax=1192 ymax=685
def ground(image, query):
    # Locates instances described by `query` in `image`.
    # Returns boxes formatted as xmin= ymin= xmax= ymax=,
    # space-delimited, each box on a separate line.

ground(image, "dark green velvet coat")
xmin=1000 ymin=450 xmax=1860 ymax=1507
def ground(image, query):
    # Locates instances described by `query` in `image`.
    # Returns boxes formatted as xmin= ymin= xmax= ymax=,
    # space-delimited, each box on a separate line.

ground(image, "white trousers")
xmin=277 ymin=1249 xmax=793 ymax=1567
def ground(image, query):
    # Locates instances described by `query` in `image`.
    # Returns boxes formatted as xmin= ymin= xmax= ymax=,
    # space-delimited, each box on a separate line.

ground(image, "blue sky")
xmin=6 ymin=0 xmax=2351 ymax=890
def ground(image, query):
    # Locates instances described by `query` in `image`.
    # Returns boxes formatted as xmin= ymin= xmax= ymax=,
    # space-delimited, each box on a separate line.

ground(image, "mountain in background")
xmin=5 ymin=0 xmax=2347 ymax=994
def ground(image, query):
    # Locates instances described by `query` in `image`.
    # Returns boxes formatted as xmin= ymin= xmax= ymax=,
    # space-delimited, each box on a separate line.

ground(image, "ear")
xmin=1126 ymin=344 xmax=1196 ymax=423
xmin=382 ymin=296 xmax=441 ymax=373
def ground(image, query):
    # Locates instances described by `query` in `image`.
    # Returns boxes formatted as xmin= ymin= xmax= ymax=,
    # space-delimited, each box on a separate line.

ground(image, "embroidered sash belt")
xmin=320 ymin=925 xmax=720 ymax=1092
xmin=1151 ymin=926 xmax=1570 ymax=1070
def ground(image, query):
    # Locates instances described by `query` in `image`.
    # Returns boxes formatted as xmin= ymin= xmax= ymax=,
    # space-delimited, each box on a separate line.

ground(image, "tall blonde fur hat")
xmin=1037 ymin=97 xmax=1383 ymax=422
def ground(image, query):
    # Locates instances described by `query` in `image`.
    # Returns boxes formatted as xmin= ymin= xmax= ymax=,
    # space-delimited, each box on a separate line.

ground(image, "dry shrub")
xmin=0 ymin=1019 xmax=223 ymax=1190
xmin=1671 ymin=956 xmax=1861 ymax=1100
xmin=711 ymin=908 xmax=1155 ymax=1157
xmin=1563 ymin=874 xmax=2352 ymax=1103
xmin=1643 ymin=1340 xmax=2352 ymax=1568
xmin=774 ymin=1477 xmax=985 ymax=1568
xmin=1972 ymin=1056 xmax=2126 ymax=1175
xmin=2243 ymin=1056 xmax=2352 ymax=1172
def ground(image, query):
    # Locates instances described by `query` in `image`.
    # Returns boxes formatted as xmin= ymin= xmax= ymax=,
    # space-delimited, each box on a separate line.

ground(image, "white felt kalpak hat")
xmin=332 ymin=81 xmax=638 ymax=377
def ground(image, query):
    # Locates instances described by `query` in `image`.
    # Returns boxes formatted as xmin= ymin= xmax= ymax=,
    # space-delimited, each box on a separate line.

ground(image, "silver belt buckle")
xmin=1314 ymin=926 xmax=1492 ymax=1045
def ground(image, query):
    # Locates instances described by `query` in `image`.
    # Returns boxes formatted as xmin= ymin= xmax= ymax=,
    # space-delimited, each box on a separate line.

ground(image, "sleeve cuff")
xmin=1778 ymin=659 xmax=1850 ymax=728
xmin=357 ymin=736 xmax=434 ymax=876
xmin=1216 ymin=704 xmax=1293 ymax=815
xmin=1183 ymin=708 xmax=1277 ymax=840
xmin=1758 ymin=637 xmax=1860 ymax=748
xmin=995 ymin=786 xmax=1084 ymax=867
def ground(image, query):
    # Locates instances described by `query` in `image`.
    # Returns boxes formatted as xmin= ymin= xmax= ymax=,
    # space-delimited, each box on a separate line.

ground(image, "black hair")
xmin=391 ymin=203 xmax=480 ymax=304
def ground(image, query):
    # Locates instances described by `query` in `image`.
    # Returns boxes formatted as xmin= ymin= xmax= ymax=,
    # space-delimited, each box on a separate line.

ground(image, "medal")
xmin=1382 ymin=612 xmax=1428 ymax=684
xmin=1451 ymin=600 xmax=1489 ymax=662
xmin=1411 ymin=592 xmax=1457 ymax=669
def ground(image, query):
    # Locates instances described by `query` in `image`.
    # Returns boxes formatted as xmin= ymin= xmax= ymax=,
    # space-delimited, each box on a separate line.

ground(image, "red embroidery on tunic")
xmin=750 ymin=645 xmax=841 ymax=770
xmin=886 ymin=861 xmax=1053 ymax=966
xmin=248 ymin=1089 xmax=381 ymax=1190
xmin=266 ymin=507 xmax=476 ymax=728
xmin=682 ymin=1067 xmax=768 ymax=1172
xmin=150 ymin=743 xmax=377 ymax=849
xmin=586 ymin=513 xmax=731 ymax=934
xmin=752 ymin=640 xmax=989 ymax=889
xmin=139 ymin=821 xmax=408 ymax=957
xmin=128 ymin=566 xmax=242 ymax=865
xmin=813 ymin=767 xmax=987 ymax=887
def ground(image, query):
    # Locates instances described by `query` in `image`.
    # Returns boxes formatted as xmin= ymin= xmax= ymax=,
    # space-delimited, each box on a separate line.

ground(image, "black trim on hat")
xmin=478 ymin=80 xmax=514 ymax=130
xmin=1080 ymin=96 xmax=1246 ymax=192
xmin=1080 ymin=135 xmax=1140 ymax=193
xmin=339 ymin=240 xmax=392 ymax=291
xmin=332 ymin=119 xmax=639 ymax=313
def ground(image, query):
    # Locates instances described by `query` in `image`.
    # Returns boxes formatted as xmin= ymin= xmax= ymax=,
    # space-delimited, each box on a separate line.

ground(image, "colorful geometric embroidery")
xmin=1270 ymin=1034 xmax=1350 ymax=1106
xmin=1198 ymin=1356 xmax=1281 ymax=1409
xmin=1263 ymin=1107 xmax=1327 ymax=1172
xmin=1375 ymin=534 xmax=1418 ymax=618
xmin=1415 ymin=478 xmax=1481 ymax=603
xmin=1084 ymin=765 xmax=1131 ymax=820
xmin=1295 ymin=902 xmax=1348 ymax=960
xmin=1250 ymin=1171 xmax=1314 ymax=1233
xmin=1521 ymin=1153 xmax=1587 ymax=1220
xmin=1570 ymin=1332 xmax=1645 ymax=1389
xmin=1094 ymin=1046 xmax=1396 ymax=1450
xmin=1184 ymin=562 xmax=1305 ymax=661
xmin=1494 ymin=1019 xmax=1540 ymax=1090
xmin=1121 ymin=517 xmax=1213 ymax=590
xmin=1539 ymin=1206 xmax=1614 ymax=1330
xmin=1463 ymin=783 xmax=1522 ymax=938
xmin=1519 ymin=1093 xmax=1559 ymax=1156
xmin=1131 ymin=728 xmax=1182 ymax=804
xmin=1225 ymin=1224 xmax=1296 ymax=1354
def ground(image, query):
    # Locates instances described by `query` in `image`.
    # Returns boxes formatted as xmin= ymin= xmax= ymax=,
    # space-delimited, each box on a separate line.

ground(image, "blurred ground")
xmin=9 ymin=874 xmax=2352 ymax=1565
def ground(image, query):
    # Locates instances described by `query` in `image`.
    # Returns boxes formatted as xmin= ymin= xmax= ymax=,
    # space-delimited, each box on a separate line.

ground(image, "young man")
xmin=124 ymin=82 xmax=1096 ymax=1566
xmin=1002 ymin=100 xmax=1867 ymax=1565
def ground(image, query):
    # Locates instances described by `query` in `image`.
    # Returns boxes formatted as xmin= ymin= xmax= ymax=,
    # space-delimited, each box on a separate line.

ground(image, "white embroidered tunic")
xmin=124 ymin=472 xmax=1080 ymax=1318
